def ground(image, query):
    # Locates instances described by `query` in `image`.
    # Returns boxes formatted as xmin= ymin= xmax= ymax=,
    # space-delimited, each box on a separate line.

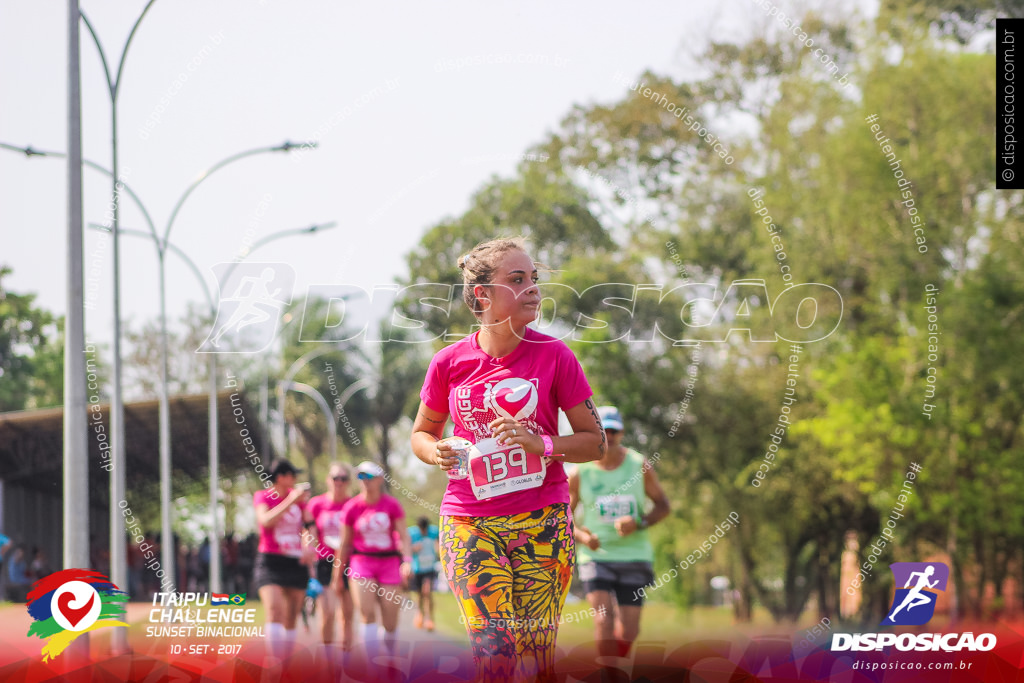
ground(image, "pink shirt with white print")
xmin=254 ymin=488 xmax=305 ymax=558
xmin=420 ymin=327 xmax=593 ymax=517
xmin=341 ymin=493 xmax=405 ymax=554
xmin=307 ymin=493 xmax=349 ymax=553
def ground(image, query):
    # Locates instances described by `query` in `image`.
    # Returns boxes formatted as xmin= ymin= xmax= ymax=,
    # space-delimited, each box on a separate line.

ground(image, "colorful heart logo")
xmin=28 ymin=569 xmax=127 ymax=661
xmin=487 ymin=379 xmax=537 ymax=420
xmin=56 ymin=591 xmax=95 ymax=629
xmin=49 ymin=580 xmax=102 ymax=632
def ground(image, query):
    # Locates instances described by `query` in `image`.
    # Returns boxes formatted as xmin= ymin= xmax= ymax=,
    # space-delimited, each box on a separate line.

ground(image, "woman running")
xmin=333 ymin=461 xmax=413 ymax=659
xmin=253 ymin=459 xmax=315 ymax=658
xmin=306 ymin=462 xmax=355 ymax=649
xmin=569 ymin=406 xmax=671 ymax=659
xmin=411 ymin=237 xmax=605 ymax=682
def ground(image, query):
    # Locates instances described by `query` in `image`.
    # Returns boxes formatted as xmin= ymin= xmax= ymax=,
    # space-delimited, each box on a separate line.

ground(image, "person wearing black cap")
xmin=569 ymin=406 xmax=670 ymax=659
xmin=253 ymin=458 xmax=316 ymax=658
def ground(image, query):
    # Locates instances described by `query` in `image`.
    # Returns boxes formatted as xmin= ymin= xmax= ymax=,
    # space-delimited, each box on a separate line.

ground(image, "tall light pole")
xmin=76 ymin=2 xmax=156 ymax=653
xmin=63 ymin=0 xmax=89 ymax=663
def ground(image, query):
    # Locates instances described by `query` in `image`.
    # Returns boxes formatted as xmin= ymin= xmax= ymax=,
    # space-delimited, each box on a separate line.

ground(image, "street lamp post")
xmin=93 ymin=222 xmax=336 ymax=593
xmin=77 ymin=1 xmax=156 ymax=653
xmin=5 ymin=135 xmax=326 ymax=600
xmin=147 ymin=141 xmax=319 ymax=594
xmin=77 ymin=0 xmax=323 ymax=610
xmin=63 ymin=3 xmax=89 ymax=665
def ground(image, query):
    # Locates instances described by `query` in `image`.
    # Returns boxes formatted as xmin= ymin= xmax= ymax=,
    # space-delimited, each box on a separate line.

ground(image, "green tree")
xmin=393 ymin=0 xmax=1023 ymax=627
xmin=0 ymin=265 xmax=63 ymax=410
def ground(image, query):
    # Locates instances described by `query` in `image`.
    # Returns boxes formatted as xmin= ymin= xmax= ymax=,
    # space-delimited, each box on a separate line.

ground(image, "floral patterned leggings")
xmin=440 ymin=503 xmax=574 ymax=683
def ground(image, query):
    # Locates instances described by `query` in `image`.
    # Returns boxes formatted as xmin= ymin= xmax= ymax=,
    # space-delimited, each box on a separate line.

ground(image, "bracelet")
xmin=402 ymin=557 xmax=412 ymax=563
xmin=541 ymin=434 xmax=553 ymax=457
xmin=638 ymin=517 xmax=649 ymax=530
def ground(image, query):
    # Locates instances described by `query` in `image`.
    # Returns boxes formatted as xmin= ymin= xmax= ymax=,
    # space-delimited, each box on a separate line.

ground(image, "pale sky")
xmin=0 ymin=0 xmax=800 ymax=346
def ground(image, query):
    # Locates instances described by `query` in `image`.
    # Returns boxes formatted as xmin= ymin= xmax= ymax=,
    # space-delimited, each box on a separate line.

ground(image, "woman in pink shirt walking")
xmin=306 ymin=461 xmax=355 ymax=649
xmin=333 ymin=460 xmax=413 ymax=659
xmin=252 ymin=459 xmax=316 ymax=658
xmin=411 ymin=237 xmax=605 ymax=682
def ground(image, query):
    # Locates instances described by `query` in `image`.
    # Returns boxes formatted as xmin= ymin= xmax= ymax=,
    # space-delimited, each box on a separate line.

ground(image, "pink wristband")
xmin=541 ymin=434 xmax=554 ymax=457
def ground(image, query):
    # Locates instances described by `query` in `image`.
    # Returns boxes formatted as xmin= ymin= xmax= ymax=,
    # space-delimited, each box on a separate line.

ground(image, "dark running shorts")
xmin=316 ymin=558 xmax=348 ymax=589
xmin=253 ymin=552 xmax=307 ymax=591
xmin=578 ymin=560 xmax=655 ymax=606
xmin=412 ymin=570 xmax=437 ymax=592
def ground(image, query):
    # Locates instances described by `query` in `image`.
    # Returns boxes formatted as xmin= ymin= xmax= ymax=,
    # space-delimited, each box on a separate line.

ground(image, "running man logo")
xmin=26 ymin=569 xmax=129 ymax=661
xmin=883 ymin=562 xmax=949 ymax=626
xmin=198 ymin=263 xmax=295 ymax=353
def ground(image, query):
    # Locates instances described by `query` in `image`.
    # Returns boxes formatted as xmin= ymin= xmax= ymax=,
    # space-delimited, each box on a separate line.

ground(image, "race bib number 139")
xmin=468 ymin=437 xmax=547 ymax=500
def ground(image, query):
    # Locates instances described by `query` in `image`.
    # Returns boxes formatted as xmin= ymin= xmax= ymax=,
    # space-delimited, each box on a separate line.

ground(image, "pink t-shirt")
xmin=253 ymin=488 xmax=306 ymax=558
xmin=307 ymin=493 xmax=349 ymax=553
xmin=341 ymin=493 xmax=405 ymax=555
xmin=420 ymin=327 xmax=593 ymax=517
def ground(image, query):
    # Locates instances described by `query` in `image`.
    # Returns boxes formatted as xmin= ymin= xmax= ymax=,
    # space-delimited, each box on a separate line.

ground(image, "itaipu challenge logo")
xmin=26 ymin=569 xmax=129 ymax=661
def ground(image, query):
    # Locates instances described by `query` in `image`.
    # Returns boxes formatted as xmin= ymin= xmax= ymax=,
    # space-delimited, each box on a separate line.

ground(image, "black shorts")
xmin=579 ymin=561 xmax=655 ymax=606
xmin=412 ymin=570 xmax=437 ymax=592
xmin=316 ymin=558 xmax=348 ymax=589
xmin=253 ymin=552 xmax=308 ymax=591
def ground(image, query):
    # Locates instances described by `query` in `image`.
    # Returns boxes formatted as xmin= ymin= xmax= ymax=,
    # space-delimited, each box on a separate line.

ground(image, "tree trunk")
xmin=378 ymin=419 xmax=392 ymax=490
xmin=973 ymin=535 xmax=987 ymax=620
xmin=817 ymin=541 xmax=832 ymax=620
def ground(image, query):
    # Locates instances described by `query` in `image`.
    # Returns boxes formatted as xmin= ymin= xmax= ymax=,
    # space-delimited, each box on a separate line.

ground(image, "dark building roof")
xmin=0 ymin=390 xmax=274 ymax=506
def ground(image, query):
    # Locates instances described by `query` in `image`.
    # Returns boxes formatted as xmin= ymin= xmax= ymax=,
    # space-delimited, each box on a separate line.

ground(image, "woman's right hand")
xmin=290 ymin=483 xmax=311 ymax=505
xmin=434 ymin=440 xmax=459 ymax=472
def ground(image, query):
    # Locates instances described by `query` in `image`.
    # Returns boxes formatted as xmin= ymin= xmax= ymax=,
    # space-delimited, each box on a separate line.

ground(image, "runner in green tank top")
xmin=568 ymin=406 xmax=671 ymax=659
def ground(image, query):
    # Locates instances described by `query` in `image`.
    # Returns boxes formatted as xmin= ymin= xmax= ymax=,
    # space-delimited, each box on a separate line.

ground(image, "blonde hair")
xmin=327 ymin=461 xmax=352 ymax=479
xmin=457 ymin=237 xmax=529 ymax=317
